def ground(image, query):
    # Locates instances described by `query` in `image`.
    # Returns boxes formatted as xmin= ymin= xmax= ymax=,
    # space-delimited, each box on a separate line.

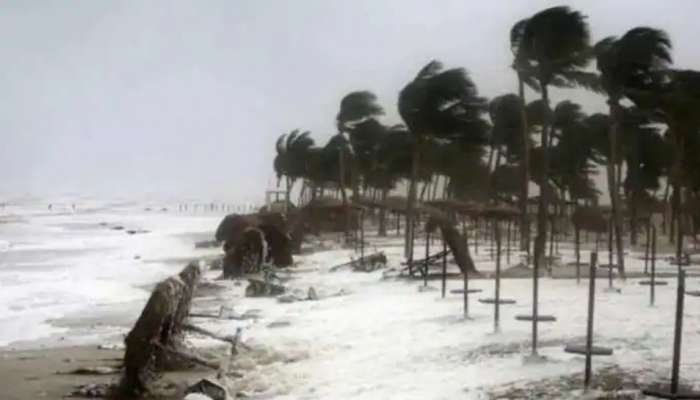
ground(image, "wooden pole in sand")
xmin=575 ymin=226 xmax=581 ymax=285
xmin=441 ymin=235 xmax=447 ymax=298
xmin=644 ymin=219 xmax=651 ymax=275
xmin=494 ymin=220 xmax=502 ymax=332
xmin=651 ymin=226 xmax=657 ymax=306
xmin=424 ymin=229 xmax=430 ymax=287
xmin=608 ymin=218 xmax=614 ymax=289
xmin=584 ymin=251 xmax=598 ymax=390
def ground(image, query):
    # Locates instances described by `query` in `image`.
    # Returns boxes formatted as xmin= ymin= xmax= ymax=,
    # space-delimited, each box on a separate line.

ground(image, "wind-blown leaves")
xmin=337 ymin=91 xmax=384 ymax=131
xmin=516 ymin=6 xmax=593 ymax=88
xmin=595 ymin=27 xmax=672 ymax=99
xmin=399 ymin=60 xmax=488 ymax=142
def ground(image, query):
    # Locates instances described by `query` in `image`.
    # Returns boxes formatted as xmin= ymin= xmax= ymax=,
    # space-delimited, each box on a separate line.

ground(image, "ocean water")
xmin=0 ymin=196 xmax=227 ymax=348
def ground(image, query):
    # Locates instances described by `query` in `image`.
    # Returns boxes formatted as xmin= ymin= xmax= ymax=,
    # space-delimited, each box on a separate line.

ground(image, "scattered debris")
xmin=185 ymin=379 xmax=228 ymax=400
xmin=330 ymin=252 xmax=387 ymax=272
xmin=60 ymin=366 xmax=120 ymax=375
xmin=307 ymin=286 xmax=318 ymax=300
xmin=245 ymin=278 xmax=286 ymax=297
xmin=126 ymin=229 xmax=150 ymax=235
xmin=196 ymin=240 xmax=221 ymax=249
xmin=267 ymin=321 xmax=292 ymax=328
xmin=69 ymin=383 xmax=112 ymax=398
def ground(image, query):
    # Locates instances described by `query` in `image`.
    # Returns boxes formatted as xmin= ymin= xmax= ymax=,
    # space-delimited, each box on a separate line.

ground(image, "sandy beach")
xmin=2 ymin=199 xmax=700 ymax=399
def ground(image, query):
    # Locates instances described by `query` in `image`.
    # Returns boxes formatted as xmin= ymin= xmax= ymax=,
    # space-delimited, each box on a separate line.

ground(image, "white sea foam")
xmin=0 ymin=197 xmax=225 ymax=347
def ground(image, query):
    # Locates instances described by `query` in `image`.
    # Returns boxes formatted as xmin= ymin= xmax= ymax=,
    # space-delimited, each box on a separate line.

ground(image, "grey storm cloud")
xmin=2 ymin=0 xmax=699 ymax=202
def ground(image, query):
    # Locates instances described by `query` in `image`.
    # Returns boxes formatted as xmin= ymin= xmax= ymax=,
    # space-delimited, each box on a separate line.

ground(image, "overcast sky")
xmin=2 ymin=0 xmax=699 ymax=202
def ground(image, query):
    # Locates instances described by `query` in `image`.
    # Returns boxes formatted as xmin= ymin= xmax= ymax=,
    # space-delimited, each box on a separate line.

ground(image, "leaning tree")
xmin=398 ymin=60 xmax=488 ymax=260
xmin=513 ymin=6 xmax=595 ymax=274
xmin=594 ymin=26 xmax=672 ymax=276
xmin=337 ymin=91 xmax=385 ymax=204
xmin=273 ymin=130 xmax=315 ymax=205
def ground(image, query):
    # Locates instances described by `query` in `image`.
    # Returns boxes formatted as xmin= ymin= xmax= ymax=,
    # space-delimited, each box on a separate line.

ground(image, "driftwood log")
xmin=245 ymin=278 xmax=286 ymax=297
xmin=119 ymin=263 xmax=201 ymax=396
xmin=330 ymin=252 xmax=387 ymax=272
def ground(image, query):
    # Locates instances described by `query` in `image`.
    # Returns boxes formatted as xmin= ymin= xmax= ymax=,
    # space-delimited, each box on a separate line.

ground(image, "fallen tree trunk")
xmin=329 ymin=252 xmax=387 ymax=272
xmin=427 ymin=215 xmax=479 ymax=274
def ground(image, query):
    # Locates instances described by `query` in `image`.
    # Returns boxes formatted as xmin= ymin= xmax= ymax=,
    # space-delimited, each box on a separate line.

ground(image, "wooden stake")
xmin=584 ymin=251 xmax=598 ymax=391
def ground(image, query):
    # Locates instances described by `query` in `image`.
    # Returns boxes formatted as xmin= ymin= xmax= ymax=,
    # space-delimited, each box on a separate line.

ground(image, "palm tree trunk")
xmin=608 ymin=101 xmax=626 ymax=278
xmin=405 ymin=137 xmax=421 ymax=259
xmin=518 ymin=75 xmax=531 ymax=254
xmin=671 ymin=128 xmax=685 ymax=263
xmin=338 ymin=146 xmax=349 ymax=239
xmin=663 ymin=178 xmax=671 ymax=236
xmin=531 ymin=82 xmax=551 ymax=356
xmin=431 ymin=174 xmax=440 ymax=201
xmin=298 ymin=180 xmax=307 ymax=206
xmin=285 ymin=176 xmax=293 ymax=212
xmin=378 ymin=187 xmax=388 ymax=237
xmin=419 ymin=178 xmax=430 ymax=202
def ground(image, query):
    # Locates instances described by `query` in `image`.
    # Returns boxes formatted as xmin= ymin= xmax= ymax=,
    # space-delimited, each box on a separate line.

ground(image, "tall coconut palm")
xmin=513 ymin=6 xmax=593 ymax=356
xmin=620 ymin=109 xmax=669 ymax=244
xmin=649 ymin=70 xmax=700 ymax=254
xmin=398 ymin=60 xmax=488 ymax=260
xmin=273 ymin=130 xmax=315 ymax=206
xmin=337 ymin=91 xmax=385 ymax=202
xmin=594 ymin=27 xmax=672 ymax=276
xmin=510 ymin=18 xmax=539 ymax=252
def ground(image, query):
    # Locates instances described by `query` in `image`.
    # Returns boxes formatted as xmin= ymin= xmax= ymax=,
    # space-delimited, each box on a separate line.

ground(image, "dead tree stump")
xmin=120 ymin=263 xmax=202 ymax=396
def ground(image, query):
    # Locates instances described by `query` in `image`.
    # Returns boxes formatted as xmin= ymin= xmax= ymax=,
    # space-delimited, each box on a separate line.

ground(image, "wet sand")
xmin=0 ymin=345 xmax=214 ymax=400
xmin=0 ymin=346 xmax=123 ymax=400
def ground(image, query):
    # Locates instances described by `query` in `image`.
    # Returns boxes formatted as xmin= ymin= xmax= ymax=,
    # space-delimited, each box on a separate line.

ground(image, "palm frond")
xmin=337 ymin=91 xmax=384 ymax=126
xmin=276 ymin=134 xmax=287 ymax=154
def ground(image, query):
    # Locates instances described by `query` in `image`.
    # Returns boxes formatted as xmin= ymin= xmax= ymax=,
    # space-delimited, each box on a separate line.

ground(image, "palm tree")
xmin=594 ymin=27 xmax=672 ymax=276
xmin=510 ymin=18 xmax=539 ymax=252
xmin=513 ymin=6 xmax=593 ymax=356
xmin=650 ymin=70 xmax=700 ymax=253
xmin=398 ymin=60 xmax=488 ymax=260
xmin=620 ymin=108 xmax=669 ymax=243
xmin=515 ymin=6 xmax=593 ymax=268
xmin=337 ymin=91 xmax=385 ymax=202
xmin=273 ymin=130 xmax=314 ymax=206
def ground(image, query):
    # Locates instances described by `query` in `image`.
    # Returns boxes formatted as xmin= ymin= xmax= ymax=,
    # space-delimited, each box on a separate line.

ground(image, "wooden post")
xmin=463 ymin=221 xmax=470 ymax=317
xmin=651 ymin=226 xmax=657 ymax=306
xmin=396 ymin=212 xmax=400 ymax=236
xmin=441 ymin=236 xmax=447 ymax=298
xmin=549 ymin=217 xmax=555 ymax=269
xmin=584 ymin=251 xmax=598 ymax=391
xmin=532 ymin=247 xmax=539 ymax=356
xmin=644 ymin=219 xmax=651 ymax=275
xmin=506 ymin=220 xmax=512 ymax=266
xmin=474 ymin=218 xmax=479 ymax=255
xmin=424 ymin=229 xmax=430 ymax=287
xmin=608 ymin=218 xmax=614 ymax=289
xmin=360 ymin=208 xmax=365 ymax=263
xmin=575 ymin=227 xmax=581 ymax=285
xmin=494 ymin=220 xmax=502 ymax=332
xmin=670 ymin=270 xmax=686 ymax=394
xmin=489 ymin=220 xmax=494 ymax=260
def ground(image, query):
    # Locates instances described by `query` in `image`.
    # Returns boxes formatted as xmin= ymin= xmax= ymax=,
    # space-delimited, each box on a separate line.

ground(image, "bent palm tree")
xmin=398 ymin=60 xmax=488 ymax=260
xmin=337 ymin=91 xmax=385 ymax=204
xmin=513 ymin=6 xmax=593 ymax=356
xmin=594 ymin=27 xmax=672 ymax=277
